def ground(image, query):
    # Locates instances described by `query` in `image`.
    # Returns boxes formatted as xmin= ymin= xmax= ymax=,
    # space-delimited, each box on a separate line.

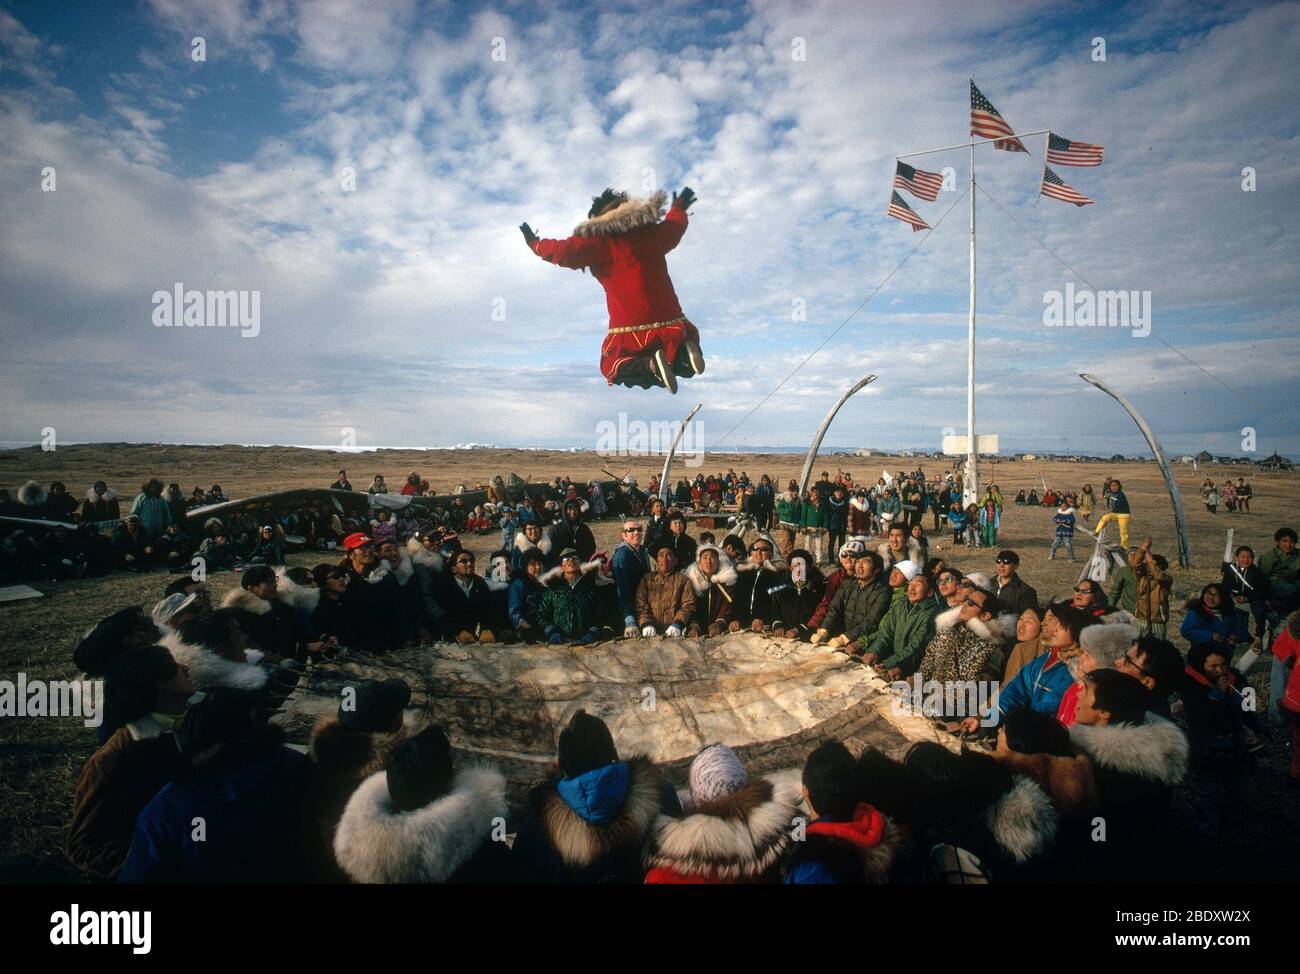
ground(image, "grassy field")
xmin=2 ymin=444 xmax=1297 ymax=881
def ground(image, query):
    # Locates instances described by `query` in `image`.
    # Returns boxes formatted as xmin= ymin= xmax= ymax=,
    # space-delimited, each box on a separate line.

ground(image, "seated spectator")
xmin=222 ymin=565 xmax=325 ymax=662
xmin=1002 ymin=606 xmax=1047 ymax=686
xmin=512 ymin=710 xmax=682 ymax=883
xmin=543 ymin=498 xmax=596 ymax=568
xmin=129 ymin=478 xmax=173 ymax=541
xmin=806 ymin=542 xmax=862 ymax=633
xmin=1071 ymin=579 xmax=1109 ymax=616
xmin=904 ymin=741 xmax=1057 ymax=883
xmin=1069 ymin=669 xmax=1188 ymax=878
xmin=919 ymin=588 xmax=1012 ymax=702
xmin=44 ymin=481 xmax=79 ymax=521
xmin=885 ymin=558 xmax=921 ymax=608
xmin=1055 ymin=618 xmax=1142 ymax=726
xmin=119 ymin=688 xmax=310 ymax=883
xmin=369 ymin=509 xmax=397 ymax=548
xmin=635 ymin=543 xmax=696 ymax=637
xmin=81 ymin=481 xmax=121 ymax=522
xmin=245 ymin=524 xmax=285 ymax=565
xmin=197 ymin=525 xmax=237 ymax=572
xmin=333 ymin=725 xmax=513 ymax=883
xmin=16 ymin=479 xmax=48 ymax=518
xmin=783 ymin=740 xmax=904 ymax=884
xmin=67 ymin=645 xmax=193 ymax=879
xmin=153 ymin=522 xmax=197 ymax=570
xmin=644 ymin=743 xmax=798 ymax=884
xmin=151 ymin=592 xmax=201 ymax=634
xmin=509 ymin=549 xmax=548 ymax=641
xmin=369 ymin=541 xmax=423 ymax=648
xmin=1113 ymin=635 xmax=1184 ymax=718
xmin=110 ymin=515 xmax=154 ymax=571
xmin=768 ymin=548 xmax=825 ymax=639
xmin=683 ymin=543 xmax=737 ymax=637
xmin=438 ymin=549 xmax=507 ymax=644
xmin=537 ymin=549 xmax=605 ymax=644
xmin=311 ymin=562 xmax=365 ymax=651
xmin=1180 ymin=582 xmax=1248 ymax=649
xmin=861 ymin=571 xmax=941 ymax=679
xmin=405 ymin=533 xmax=449 ymax=639
xmin=811 ymin=550 xmax=890 ymax=651
xmin=165 ymin=609 xmax=281 ymax=700
xmin=1181 ymin=643 xmax=1261 ymax=850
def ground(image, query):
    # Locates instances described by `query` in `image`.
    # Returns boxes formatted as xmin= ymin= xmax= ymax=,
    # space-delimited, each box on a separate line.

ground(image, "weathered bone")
xmin=659 ymin=403 xmax=703 ymax=504
xmin=798 ymin=374 xmax=877 ymax=497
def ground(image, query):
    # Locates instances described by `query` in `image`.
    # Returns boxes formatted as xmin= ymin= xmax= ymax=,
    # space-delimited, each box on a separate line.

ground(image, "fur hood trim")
xmin=513 ymin=531 xmax=540 ymax=554
xmin=1080 ymin=620 xmax=1138 ymax=666
xmin=849 ymin=496 xmax=870 ymax=512
xmin=334 ymin=765 xmax=508 ymax=884
xmin=274 ymin=567 xmax=320 ymax=613
xmin=985 ymin=775 xmax=1057 ymax=863
xmin=995 ymin=750 xmax=1096 ymax=816
xmin=404 ymin=538 xmax=444 ymax=572
xmin=18 ymin=481 xmax=47 ymax=507
xmin=368 ymin=555 xmax=415 ymax=586
xmin=934 ymin=605 xmax=1014 ymax=642
xmin=309 ymin=717 xmax=379 ymax=777
xmin=85 ymin=486 xmax=117 ymax=503
xmin=534 ymin=755 xmax=664 ymax=868
xmin=735 ymin=557 xmax=787 ymax=575
xmin=159 ymin=630 xmax=268 ymax=692
xmin=539 ymin=557 xmax=604 ymax=588
xmin=573 ymin=190 xmax=668 ymax=238
xmin=644 ymin=779 xmax=799 ymax=880
xmin=221 ymin=587 xmax=272 ymax=616
xmin=682 ymin=552 xmax=739 ymax=595
xmin=1069 ymin=714 xmax=1188 ymax=786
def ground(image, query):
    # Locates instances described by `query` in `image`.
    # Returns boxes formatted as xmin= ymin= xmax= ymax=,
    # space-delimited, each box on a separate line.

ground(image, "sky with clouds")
xmin=1 ymin=0 xmax=1297 ymax=458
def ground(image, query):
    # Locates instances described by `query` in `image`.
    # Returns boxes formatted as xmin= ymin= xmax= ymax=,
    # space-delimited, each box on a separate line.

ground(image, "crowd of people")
xmin=57 ymin=484 xmax=1300 ymax=882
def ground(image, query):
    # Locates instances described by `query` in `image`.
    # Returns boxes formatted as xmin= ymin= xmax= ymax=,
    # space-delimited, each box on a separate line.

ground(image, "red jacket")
xmin=1271 ymin=626 xmax=1300 ymax=713
xmin=530 ymin=203 xmax=688 ymax=330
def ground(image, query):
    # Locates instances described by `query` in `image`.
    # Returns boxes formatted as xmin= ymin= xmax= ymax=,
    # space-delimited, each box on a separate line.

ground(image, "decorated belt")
xmin=607 ymin=315 xmax=687 ymax=335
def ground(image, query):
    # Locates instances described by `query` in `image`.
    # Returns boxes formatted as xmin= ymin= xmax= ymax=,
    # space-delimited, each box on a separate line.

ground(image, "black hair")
xmin=1003 ymin=708 xmax=1072 ymax=757
xmin=802 ymin=739 xmax=860 ymax=821
xmin=285 ymin=566 xmax=314 ymax=586
xmin=1234 ymin=545 xmax=1254 ymax=557
xmin=557 ymin=709 xmax=618 ymax=778
xmin=1085 ymin=669 xmax=1148 ymax=725
xmin=888 ymin=523 xmax=906 ymax=535
xmin=387 ymin=725 xmax=455 ymax=812
xmin=856 ymin=746 xmax=918 ymax=824
xmin=1046 ymin=601 xmax=1095 ymax=645
xmin=923 ymin=557 xmax=946 ymax=581
xmin=1186 ymin=641 xmax=1229 ymax=676
xmin=970 ymin=589 xmax=1002 ymax=617
xmin=861 ymin=551 xmax=884 ymax=575
xmin=1131 ymin=636 xmax=1184 ymax=697
xmin=74 ymin=606 xmax=146 ymax=676
xmin=241 ymin=565 xmax=276 ymax=590
xmin=105 ymin=644 xmax=179 ymax=726
xmin=905 ymin=742 xmax=1013 ymax=836
xmin=1276 ymin=527 xmax=1297 ymax=543
xmin=178 ymin=608 xmax=242 ymax=655
xmin=522 ymin=548 xmax=546 ymax=568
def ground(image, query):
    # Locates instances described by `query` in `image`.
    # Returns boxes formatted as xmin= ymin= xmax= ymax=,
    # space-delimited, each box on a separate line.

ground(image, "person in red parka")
xmin=521 ymin=186 xmax=703 ymax=393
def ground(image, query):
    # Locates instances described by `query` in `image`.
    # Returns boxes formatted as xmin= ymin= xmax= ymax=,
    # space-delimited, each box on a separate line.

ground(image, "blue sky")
xmin=1 ymin=0 xmax=1297 ymax=457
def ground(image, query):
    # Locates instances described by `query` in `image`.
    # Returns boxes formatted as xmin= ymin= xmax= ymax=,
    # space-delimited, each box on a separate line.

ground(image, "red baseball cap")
xmin=342 ymin=532 xmax=374 ymax=551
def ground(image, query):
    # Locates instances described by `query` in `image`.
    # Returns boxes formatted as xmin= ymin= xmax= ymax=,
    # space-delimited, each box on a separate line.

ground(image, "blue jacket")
xmin=508 ymin=575 xmax=544 ymax=630
xmin=1179 ymin=605 xmax=1248 ymax=646
xmin=119 ymin=738 xmax=307 ymax=883
xmin=1107 ymin=489 xmax=1130 ymax=515
xmin=611 ymin=542 xmax=650 ymax=628
xmin=996 ymin=650 xmax=1073 ymax=723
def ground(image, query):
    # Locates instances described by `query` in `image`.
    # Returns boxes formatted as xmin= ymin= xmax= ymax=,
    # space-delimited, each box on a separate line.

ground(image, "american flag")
xmin=970 ymin=80 xmax=1027 ymax=152
xmin=1040 ymin=167 xmax=1094 ymax=207
xmin=893 ymin=161 xmax=943 ymax=201
xmin=1046 ymin=132 xmax=1104 ymax=167
xmin=886 ymin=191 xmax=930 ymax=232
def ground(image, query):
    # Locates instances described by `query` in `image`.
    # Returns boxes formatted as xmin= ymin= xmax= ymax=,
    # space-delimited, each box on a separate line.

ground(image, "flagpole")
xmin=965 ymin=139 xmax=978 ymax=507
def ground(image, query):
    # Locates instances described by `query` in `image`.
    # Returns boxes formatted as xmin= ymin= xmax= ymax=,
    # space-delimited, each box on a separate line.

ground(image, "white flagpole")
xmin=965 ymin=139 xmax=978 ymax=507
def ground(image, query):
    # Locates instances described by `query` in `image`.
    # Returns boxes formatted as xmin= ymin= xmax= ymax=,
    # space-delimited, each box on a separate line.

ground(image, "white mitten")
xmin=641 ymin=625 xmax=658 ymax=637
xmin=623 ymin=625 xmax=640 ymax=639
xmin=810 ymin=628 xmax=829 ymax=645
xmin=665 ymin=624 xmax=683 ymax=638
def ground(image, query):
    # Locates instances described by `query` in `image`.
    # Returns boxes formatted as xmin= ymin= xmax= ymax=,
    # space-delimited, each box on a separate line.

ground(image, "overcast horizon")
xmin=2 ymin=0 xmax=1298 ymax=459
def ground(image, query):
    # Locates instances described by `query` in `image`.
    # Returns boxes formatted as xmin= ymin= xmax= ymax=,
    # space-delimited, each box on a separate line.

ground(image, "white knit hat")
xmin=686 ymin=743 xmax=748 ymax=809
xmin=894 ymin=559 xmax=921 ymax=582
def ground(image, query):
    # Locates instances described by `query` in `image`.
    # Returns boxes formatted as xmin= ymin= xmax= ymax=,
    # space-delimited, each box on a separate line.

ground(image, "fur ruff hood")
xmin=539 ymin=557 xmax=608 ymax=588
xmin=1080 ymin=618 xmax=1138 ymax=666
xmin=274 ymin=567 xmax=320 ymax=613
xmin=573 ymin=190 xmax=667 ymax=238
xmin=682 ymin=550 xmax=739 ymax=596
xmin=513 ymin=531 xmax=541 ymax=554
xmin=995 ymin=750 xmax=1096 ymax=817
xmin=85 ymin=486 xmax=117 ymax=503
xmin=18 ymin=481 xmax=47 ymax=507
xmin=984 ymin=775 xmax=1058 ymax=863
xmin=221 ymin=587 xmax=273 ymax=616
xmin=533 ymin=755 xmax=664 ymax=868
xmin=849 ymin=495 xmax=870 ymax=512
xmin=1069 ymin=714 xmax=1188 ymax=787
xmin=159 ymin=630 xmax=268 ymax=692
xmin=333 ymin=766 xmax=508 ymax=884
xmin=404 ymin=537 xmax=444 ymax=572
xmin=934 ymin=605 xmax=1015 ymax=643
xmin=735 ymin=557 xmax=787 ymax=575
xmin=368 ymin=555 xmax=415 ymax=586
xmin=644 ymin=778 xmax=798 ymax=881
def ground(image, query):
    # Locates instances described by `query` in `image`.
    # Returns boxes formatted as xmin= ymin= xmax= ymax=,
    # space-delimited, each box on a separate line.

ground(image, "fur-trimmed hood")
xmin=539 ymin=556 xmax=608 ymax=588
xmin=1079 ymin=617 xmax=1138 ymax=666
xmin=644 ymin=779 xmax=799 ymax=881
xmin=274 ymin=567 xmax=320 ymax=613
xmin=18 ymin=480 xmax=47 ymax=507
xmin=735 ymin=557 xmax=787 ymax=575
xmin=849 ymin=495 xmax=870 ymax=512
xmin=1069 ymin=714 xmax=1188 ymax=787
xmin=334 ymin=766 xmax=508 ymax=884
xmin=513 ymin=531 xmax=542 ymax=554
xmin=85 ymin=486 xmax=117 ymax=503
xmin=532 ymin=755 xmax=664 ymax=868
xmin=159 ymin=630 xmax=268 ymax=692
xmin=368 ymin=555 xmax=415 ymax=587
xmin=995 ymin=750 xmax=1096 ymax=817
xmin=221 ymin=587 xmax=273 ymax=616
xmin=984 ymin=775 xmax=1058 ymax=863
xmin=934 ymin=605 xmax=1016 ymax=643
xmin=309 ymin=717 xmax=381 ymax=779
xmin=404 ymin=537 xmax=444 ymax=572
xmin=572 ymin=190 xmax=668 ymax=238
xmin=682 ymin=549 xmax=738 ymax=596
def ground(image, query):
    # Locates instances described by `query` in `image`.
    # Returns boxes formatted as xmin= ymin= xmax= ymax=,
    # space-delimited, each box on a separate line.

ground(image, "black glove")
xmin=519 ymin=222 xmax=538 ymax=245
xmin=672 ymin=187 xmax=697 ymax=211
